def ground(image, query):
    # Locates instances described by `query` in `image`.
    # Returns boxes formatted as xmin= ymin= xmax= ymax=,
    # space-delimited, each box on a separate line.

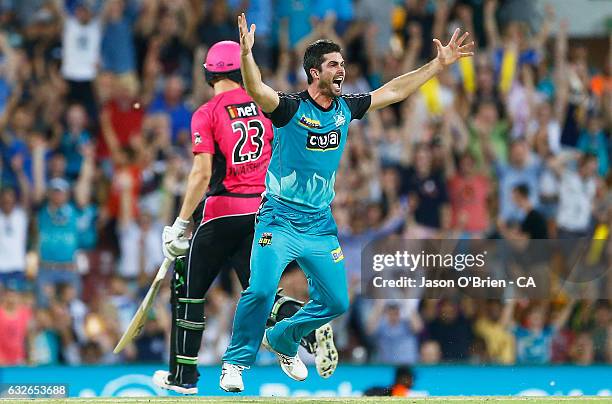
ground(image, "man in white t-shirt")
xmin=118 ymin=208 xmax=165 ymax=280
xmin=60 ymin=0 xmax=101 ymax=120
xmin=0 ymin=188 xmax=28 ymax=288
xmin=556 ymin=154 xmax=598 ymax=238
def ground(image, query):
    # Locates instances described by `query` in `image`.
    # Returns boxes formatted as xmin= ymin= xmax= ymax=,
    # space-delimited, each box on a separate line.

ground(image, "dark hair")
xmin=303 ymin=40 xmax=342 ymax=84
xmin=513 ymin=183 xmax=530 ymax=198
xmin=204 ymin=69 xmax=243 ymax=87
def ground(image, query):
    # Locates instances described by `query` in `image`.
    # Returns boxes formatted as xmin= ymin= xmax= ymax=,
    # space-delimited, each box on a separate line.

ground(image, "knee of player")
xmin=327 ymin=295 xmax=350 ymax=317
xmin=246 ymin=285 xmax=277 ymax=303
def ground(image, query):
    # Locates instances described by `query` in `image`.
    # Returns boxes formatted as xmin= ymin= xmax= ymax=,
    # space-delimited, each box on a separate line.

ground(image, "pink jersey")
xmin=191 ymin=87 xmax=273 ymax=223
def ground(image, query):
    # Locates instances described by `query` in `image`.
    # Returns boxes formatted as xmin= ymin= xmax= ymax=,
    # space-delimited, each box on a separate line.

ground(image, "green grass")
xmin=3 ymin=397 xmax=611 ymax=404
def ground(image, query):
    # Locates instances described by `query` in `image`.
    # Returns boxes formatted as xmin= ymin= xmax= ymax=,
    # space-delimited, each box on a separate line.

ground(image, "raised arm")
xmin=368 ymin=28 xmax=474 ymax=112
xmin=237 ymin=13 xmax=279 ymax=113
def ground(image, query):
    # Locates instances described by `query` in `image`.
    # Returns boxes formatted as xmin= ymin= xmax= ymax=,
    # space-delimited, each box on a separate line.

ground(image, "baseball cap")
xmin=49 ymin=177 xmax=70 ymax=192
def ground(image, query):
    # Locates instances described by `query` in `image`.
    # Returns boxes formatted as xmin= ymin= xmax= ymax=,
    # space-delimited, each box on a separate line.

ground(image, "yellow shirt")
xmin=474 ymin=318 xmax=516 ymax=364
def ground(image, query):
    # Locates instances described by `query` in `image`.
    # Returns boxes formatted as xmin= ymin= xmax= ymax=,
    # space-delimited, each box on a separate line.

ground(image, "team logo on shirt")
xmin=226 ymin=101 xmax=259 ymax=119
xmin=331 ymin=247 xmax=344 ymax=263
xmin=258 ymin=232 xmax=273 ymax=247
xmin=194 ymin=132 xmax=202 ymax=145
xmin=333 ymin=111 xmax=346 ymax=127
xmin=298 ymin=115 xmax=322 ymax=129
xmin=306 ymin=130 xmax=340 ymax=151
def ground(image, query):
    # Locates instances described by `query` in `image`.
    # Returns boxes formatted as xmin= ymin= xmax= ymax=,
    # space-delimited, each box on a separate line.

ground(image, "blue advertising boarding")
xmin=1 ymin=365 xmax=610 ymax=397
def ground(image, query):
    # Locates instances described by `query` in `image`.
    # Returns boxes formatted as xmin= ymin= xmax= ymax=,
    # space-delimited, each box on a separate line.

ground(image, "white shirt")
xmin=61 ymin=16 xmax=101 ymax=81
xmin=556 ymin=170 xmax=596 ymax=232
xmin=0 ymin=207 xmax=28 ymax=272
xmin=118 ymin=221 xmax=165 ymax=278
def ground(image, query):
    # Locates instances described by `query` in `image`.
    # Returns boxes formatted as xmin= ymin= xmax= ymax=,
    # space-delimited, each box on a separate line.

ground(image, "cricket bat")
xmin=114 ymin=257 xmax=173 ymax=354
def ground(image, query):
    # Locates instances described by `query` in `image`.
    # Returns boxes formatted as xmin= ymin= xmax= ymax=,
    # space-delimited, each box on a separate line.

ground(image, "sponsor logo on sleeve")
xmin=306 ymin=130 xmax=340 ymax=151
xmin=226 ymin=101 xmax=260 ymax=119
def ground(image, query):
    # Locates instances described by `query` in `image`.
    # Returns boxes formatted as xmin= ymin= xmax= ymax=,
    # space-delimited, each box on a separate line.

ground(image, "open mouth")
xmin=332 ymin=77 xmax=343 ymax=91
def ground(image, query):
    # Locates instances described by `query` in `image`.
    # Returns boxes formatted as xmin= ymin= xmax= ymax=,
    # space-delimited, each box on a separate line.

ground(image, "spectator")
xmin=512 ymin=300 xmax=576 ymax=364
xmin=97 ymin=73 xmax=144 ymax=162
xmin=473 ymin=300 xmax=515 ymax=364
xmin=147 ymin=75 xmax=191 ymax=144
xmin=29 ymin=307 xmax=61 ymax=365
xmin=577 ymin=115 xmax=608 ymax=177
xmin=401 ymin=143 xmax=450 ymax=238
xmin=366 ymin=301 xmax=422 ymax=364
xmin=34 ymin=178 xmax=81 ymax=306
xmin=101 ymin=0 xmax=136 ymax=74
xmin=419 ymin=340 xmax=442 ymax=364
xmin=426 ymin=300 xmax=474 ymax=361
xmin=0 ymin=187 xmax=28 ymax=288
xmin=0 ymin=282 xmax=32 ymax=365
xmin=500 ymin=183 xmax=548 ymax=239
xmin=555 ymin=153 xmax=598 ymax=238
xmin=57 ymin=103 xmax=92 ymax=180
xmin=488 ymin=138 xmax=542 ymax=224
xmin=60 ymin=0 xmax=101 ymax=120
xmin=447 ymin=152 xmax=491 ymax=237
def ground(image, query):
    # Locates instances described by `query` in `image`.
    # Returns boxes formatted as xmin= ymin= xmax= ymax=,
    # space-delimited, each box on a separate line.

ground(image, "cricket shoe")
xmin=152 ymin=370 xmax=197 ymax=395
xmin=314 ymin=323 xmax=338 ymax=378
xmin=219 ymin=362 xmax=246 ymax=393
xmin=262 ymin=330 xmax=308 ymax=381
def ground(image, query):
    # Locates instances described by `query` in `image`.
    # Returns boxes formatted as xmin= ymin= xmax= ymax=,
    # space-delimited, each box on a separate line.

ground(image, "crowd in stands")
xmin=0 ymin=0 xmax=610 ymax=367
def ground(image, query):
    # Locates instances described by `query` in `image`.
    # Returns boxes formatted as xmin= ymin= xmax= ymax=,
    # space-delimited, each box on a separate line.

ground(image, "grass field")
xmin=4 ymin=397 xmax=611 ymax=404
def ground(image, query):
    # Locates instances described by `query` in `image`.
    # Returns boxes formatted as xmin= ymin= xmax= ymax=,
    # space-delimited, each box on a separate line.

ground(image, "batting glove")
xmin=162 ymin=217 xmax=191 ymax=260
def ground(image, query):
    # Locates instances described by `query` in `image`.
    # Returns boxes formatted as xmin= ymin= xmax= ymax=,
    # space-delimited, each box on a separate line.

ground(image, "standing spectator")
xmin=512 ymin=300 xmax=576 ymax=364
xmin=0 ymin=282 xmax=32 ymax=365
xmin=147 ymin=75 xmax=191 ymax=144
xmin=117 ymin=201 xmax=164 ymax=280
xmin=473 ymin=300 xmax=515 ymax=364
xmin=29 ymin=307 xmax=61 ymax=365
xmin=487 ymin=138 xmax=542 ymax=224
xmin=97 ymin=74 xmax=144 ymax=162
xmin=577 ymin=115 xmax=608 ymax=177
xmin=196 ymin=0 xmax=238 ymax=48
xmin=402 ymin=144 xmax=450 ymax=238
xmin=448 ymin=152 xmax=491 ymax=237
xmin=354 ymin=0 xmax=393 ymax=57
xmin=60 ymin=0 xmax=101 ymax=121
xmin=527 ymin=101 xmax=562 ymax=156
xmin=555 ymin=153 xmax=598 ymax=238
xmin=427 ymin=300 xmax=474 ymax=361
xmin=0 ymin=181 xmax=29 ymax=289
xmin=277 ymin=0 xmax=313 ymax=50
xmin=101 ymin=0 xmax=136 ymax=74
xmin=366 ymin=301 xmax=422 ymax=364
xmin=502 ymin=183 xmax=548 ymax=239
xmin=57 ymin=103 xmax=92 ymax=180
xmin=35 ymin=178 xmax=81 ymax=306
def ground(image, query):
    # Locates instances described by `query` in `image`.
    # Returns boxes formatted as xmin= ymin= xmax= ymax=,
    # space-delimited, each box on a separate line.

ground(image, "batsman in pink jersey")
xmin=152 ymin=41 xmax=338 ymax=395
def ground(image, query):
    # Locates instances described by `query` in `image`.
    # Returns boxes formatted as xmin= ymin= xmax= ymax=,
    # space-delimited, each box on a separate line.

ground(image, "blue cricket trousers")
xmin=222 ymin=197 xmax=349 ymax=366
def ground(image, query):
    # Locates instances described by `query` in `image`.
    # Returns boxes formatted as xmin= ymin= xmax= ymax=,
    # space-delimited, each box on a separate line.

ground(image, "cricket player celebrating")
xmin=154 ymin=40 xmax=338 ymax=395
xmin=219 ymin=14 xmax=474 ymax=392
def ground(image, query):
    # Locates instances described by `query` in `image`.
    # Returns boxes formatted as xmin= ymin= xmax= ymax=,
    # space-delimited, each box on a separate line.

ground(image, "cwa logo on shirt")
xmin=306 ymin=130 xmax=340 ymax=151
xmin=225 ymin=101 xmax=259 ymax=120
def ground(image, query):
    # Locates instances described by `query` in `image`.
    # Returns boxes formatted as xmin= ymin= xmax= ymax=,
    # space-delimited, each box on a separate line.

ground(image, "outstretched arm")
xmin=368 ymin=28 xmax=474 ymax=112
xmin=238 ymin=13 xmax=279 ymax=113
